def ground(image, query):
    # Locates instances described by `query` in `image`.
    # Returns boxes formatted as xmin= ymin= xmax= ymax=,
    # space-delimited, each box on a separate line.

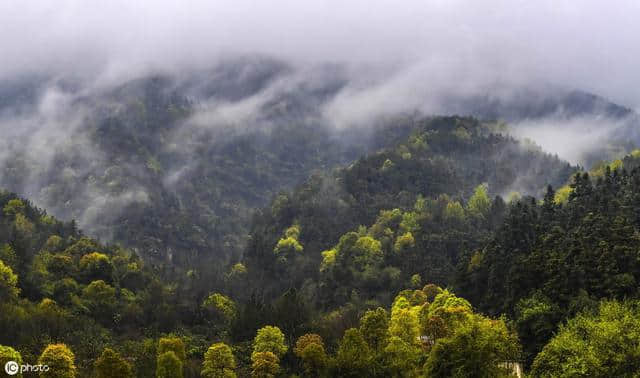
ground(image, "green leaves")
xmin=531 ymin=300 xmax=640 ymax=377
xmin=252 ymin=326 xmax=288 ymax=359
xmin=38 ymin=344 xmax=77 ymax=378
xmin=467 ymin=184 xmax=491 ymax=219
xmin=0 ymin=258 xmax=19 ymax=301
xmin=94 ymin=348 xmax=133 ymax=378
xmin=202 ymin=343 xmax=236 ymax=378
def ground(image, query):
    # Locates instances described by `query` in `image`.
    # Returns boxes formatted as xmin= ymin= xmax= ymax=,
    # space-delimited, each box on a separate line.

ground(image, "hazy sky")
xmin=1 ymin=1 xmax=639 ymax=108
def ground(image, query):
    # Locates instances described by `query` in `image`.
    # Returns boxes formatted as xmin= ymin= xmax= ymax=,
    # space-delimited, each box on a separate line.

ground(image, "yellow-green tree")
xmin=38 ymin=344 xmax=76 ymax=378
xmin=79 ymin=252 xmax=114 ymax=283
xmin=443 ymin=201 xmax=465 ymax=221
xmin=2 ymin=199 xmax=25 ymax=216
xmin=424 ymin=314 xmax=520 ymax=377
xmin=0 ymin=259 xmax=20 ymax=302
xmin=202 ymin=293 xmax=237 ymax=324
xmin=293 ymin=334 xmax=327 ymax=375
xmin=335 ymin=328 xmax=371 ymax=377
xmin=359 ymin=307 xmax=389 ymax=351
xmin=250 ymin=352 xmax=279 ymax=378
xmin=273 ymin=225 xmax=303 ymax=262
xmin=157 ymin=337 xmax=186 ymax=364
xmin=94 ymin=348 xmax=133 ymax=378
xmin=202 ymin=343 xmax=236 ymax=378
xmin=467 ymin=184 xmax=491 ymax=218
xmin=156 ymin=351 xmax=182 ymax=378
xmin=252 ymin=326 xmax=287 ymax=358
xmin=0 ymin=345 xmax=23 ymax=378
xmin=531 ymin=300 xmax=640 ymax=377
xmin=81 ymin=280 xmax=116 ymax=323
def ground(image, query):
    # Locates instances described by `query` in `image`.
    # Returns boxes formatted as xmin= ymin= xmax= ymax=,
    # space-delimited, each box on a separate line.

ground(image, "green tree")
xmin=202 ymin=293 xmax=237 ymax=324
xmin=531 ymin=300 xmax=640 ymax=377
xmin=383 ymin=336 xmax=420 ymax=377
xmin=467 ymin=184 xmax=491 ymax=218
xmin=359 ymin=307 xmax=390 ymax=351
xmin=81 ymin=280 xmax=116 ymax=323
xmin=3 ymin=199 xmax=25 ymax=216
xmin=0 ymin=244 xmax=17 ymax=270
xmin=202 ymin=343 xmax=236 ymax=378
xmin=79 ymin=252 xmax=114 ymax=283
xmin=273 ymin=225 xmax=303 ymax=262
xmin=389 ymin=297 xmax=420 ymax=345
xmin=157 ymin=337 xmax=186 ymax=363
xmin=38 ymin=344 xmax=76 ymax=378
xmin=94 ymin=348 xmax=133 ymax=378
xmin=424 ymin=315 xmax=520 ymax=377
xmin=293 ymin=334 xmax=327 ymax=375
xmin=252 ymin=326 xmax=287 ymax=359
xmin=335 ymin=328 xmax=371 ymax=377
xmin=0 ymin=345 xmax=23 ymax=378
xmin=0 ymin=259 xmax=20 ymax=301
xmin=393 ymin=232 xmax=415 ymax=253
xmin=250 ymin=352 xmax=279 ymax=378
xmin=444 ymin=201 xmax=465 ymax=221
xmin=156 ymin=351 xmax=183 ymax=378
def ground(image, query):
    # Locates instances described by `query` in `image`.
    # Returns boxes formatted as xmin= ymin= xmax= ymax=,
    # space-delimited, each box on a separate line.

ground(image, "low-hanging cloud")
xmin=1 ymin=0 xmax=639 ymax=109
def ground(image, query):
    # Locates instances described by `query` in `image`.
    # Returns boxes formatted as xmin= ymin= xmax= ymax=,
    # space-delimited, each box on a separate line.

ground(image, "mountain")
xmin=1 ymin=58 xmax=636 ymax=272
xmin=0 ymin=59 xmax=415 ymax=270
xmin=243 ymin=116 xmax=576 ymax=301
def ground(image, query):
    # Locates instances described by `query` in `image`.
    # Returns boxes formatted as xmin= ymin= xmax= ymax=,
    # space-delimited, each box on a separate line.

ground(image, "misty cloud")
xmin=512 ymin=115 xmax=636 ymax=167
xmin=1 ymin=1 xmax=639 ymax=108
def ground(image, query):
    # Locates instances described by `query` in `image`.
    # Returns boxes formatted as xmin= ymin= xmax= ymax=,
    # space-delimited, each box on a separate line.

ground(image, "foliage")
xmin=156 ymin=351 xmax=183 ymax=378
xmin=467 ymin=184 xmax=491 ymax=219
xmin=157 ymin=337 xmax=186 ymax=363
xmin=202 ymin=343 xmax=236 ymax=378
xmin=531 ymin=300 xmax=640 ymax=377
xmin=38 ymin=344 xmax=76 ymax=378
xmin=94 ymin=348 xmax=133 ymax=378
xmin=334 ymin=328 xmax=371 ymax=377
xmin=252 ymin=326 xmax=287 ymax=359
xmin=250 ymin=352 xmax=280 ymax=378
xmin=0 ymin=258 xmax=19 ymax=301
xmin=293 ymin=334 xmax=327 ymax=375
xmin=0 ymin=345 xmax=23 ymax=378
xmin=203 ymin=293 xmax=237 ymax=323
xmin=424 ymin=315 xmax=521 ymax=377
xmin=359 ymin=307 xmax=390 ymax=351
xmin=459 ymin=163 xmax=640 ymax=366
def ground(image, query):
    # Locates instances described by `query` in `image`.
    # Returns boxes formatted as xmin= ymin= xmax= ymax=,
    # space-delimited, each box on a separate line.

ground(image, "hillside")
xmin=243 ymin=116 xmax=576 ymax=301
xmin=457 ymin=152 xmax=640 ymax=365
xmin=0 ymin=61 xmax=414 ymax=270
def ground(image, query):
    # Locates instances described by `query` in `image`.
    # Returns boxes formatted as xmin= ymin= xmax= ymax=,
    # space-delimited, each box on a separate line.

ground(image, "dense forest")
xmin=4 ymin=97 xmax=640 ymax=377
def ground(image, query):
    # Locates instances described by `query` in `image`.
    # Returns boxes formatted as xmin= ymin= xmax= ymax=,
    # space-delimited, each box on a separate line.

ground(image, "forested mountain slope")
xmin=1 ymin=58 xmax=637 ymax=272
xmin=457 ymin=152 xmax=640 ymax=365
xmin=0 ymin=60 xmax=414 ymax=270
xmin=244 ymin=116 xmax=576 ymax=301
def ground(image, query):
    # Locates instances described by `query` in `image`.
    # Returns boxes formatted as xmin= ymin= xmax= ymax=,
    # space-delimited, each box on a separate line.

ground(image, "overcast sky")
xmin=1 ymin=0 xmax=639 ymax=109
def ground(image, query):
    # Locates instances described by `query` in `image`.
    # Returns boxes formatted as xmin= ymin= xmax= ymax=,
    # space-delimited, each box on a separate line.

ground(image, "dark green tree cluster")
xmin=459 ymin=158 xmax=640 ymax=365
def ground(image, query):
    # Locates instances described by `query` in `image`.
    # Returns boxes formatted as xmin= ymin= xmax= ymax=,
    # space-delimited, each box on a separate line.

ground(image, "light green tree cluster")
xmin=273 ymin=225 xmax=303 ymax=262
